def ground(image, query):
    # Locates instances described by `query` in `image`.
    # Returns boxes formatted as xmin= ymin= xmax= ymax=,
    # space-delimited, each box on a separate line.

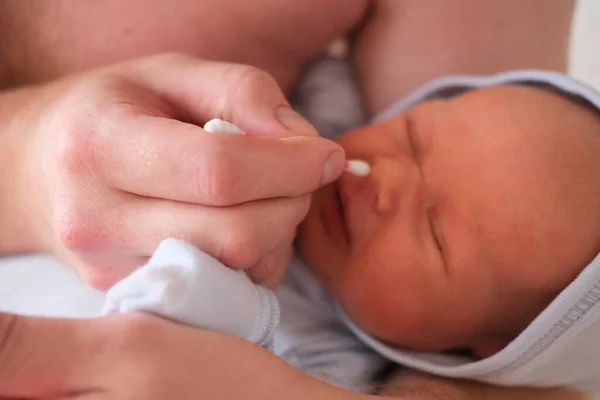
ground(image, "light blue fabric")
xmin=104 ymin=239 xmax=280 ymax=348
xmin=274 ymin=257 xmax=386 ymax=391
xmin=103 ymin=238 xmax=386 ymax=392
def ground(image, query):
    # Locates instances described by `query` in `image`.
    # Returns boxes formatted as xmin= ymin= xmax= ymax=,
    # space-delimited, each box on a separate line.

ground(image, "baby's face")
xmin=297 ymin=85 xmax=600 ymax=357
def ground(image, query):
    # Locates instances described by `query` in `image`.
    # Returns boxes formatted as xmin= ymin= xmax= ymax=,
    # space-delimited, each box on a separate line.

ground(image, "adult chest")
xmin=0 ymin=0 xmax=369 ymax=91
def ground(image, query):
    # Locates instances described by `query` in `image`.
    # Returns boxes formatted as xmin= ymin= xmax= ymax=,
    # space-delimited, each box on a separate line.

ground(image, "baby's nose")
xmin=369 ymin=156 xmax=418 ymax=214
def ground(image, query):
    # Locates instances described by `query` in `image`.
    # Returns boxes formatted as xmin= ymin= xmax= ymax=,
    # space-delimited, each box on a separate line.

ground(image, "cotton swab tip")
xmin=203 ymin=118 xmax=243 ymax=134
xmin=345 ymin=159 xmax=370 ymax=177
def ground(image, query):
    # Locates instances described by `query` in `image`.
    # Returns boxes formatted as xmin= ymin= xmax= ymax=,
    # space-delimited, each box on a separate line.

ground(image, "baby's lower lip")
xmin=322 ymin=185 xmax=349 ymax=245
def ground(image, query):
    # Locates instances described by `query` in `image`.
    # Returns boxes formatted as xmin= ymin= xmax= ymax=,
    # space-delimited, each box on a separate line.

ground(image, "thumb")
xmin=128 ymin=54 xmax=319 ymax=138
xmin=0 ymin=313 xmax=96 ymax=398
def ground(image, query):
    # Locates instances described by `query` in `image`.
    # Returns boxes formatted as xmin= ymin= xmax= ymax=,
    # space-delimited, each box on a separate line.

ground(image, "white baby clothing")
xmin=103 ymin=239 xmax=279 ymax=348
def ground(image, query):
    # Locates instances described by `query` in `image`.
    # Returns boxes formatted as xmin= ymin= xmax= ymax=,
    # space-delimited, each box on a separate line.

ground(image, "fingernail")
xmin=321 ymin=152 xmax=346 ymax=185
xmin=275 ymin=106 xmax=319 ymax=136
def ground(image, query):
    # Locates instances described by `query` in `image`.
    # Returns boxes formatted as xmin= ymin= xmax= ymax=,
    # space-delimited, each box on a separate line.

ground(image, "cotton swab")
xmin=345 ymin=160 xmax=371 ymax=177
xmin=204 ymin=118 xmax=370 ymax=177
xmin=203 ymin=118 xmax=244 ymax=134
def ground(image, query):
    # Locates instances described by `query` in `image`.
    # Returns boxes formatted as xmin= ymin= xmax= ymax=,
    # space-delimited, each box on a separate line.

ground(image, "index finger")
xmin=123 ymin=54 xmax=319 ymax=138
xmin=104 ymin=116 xmax=345 ymax=205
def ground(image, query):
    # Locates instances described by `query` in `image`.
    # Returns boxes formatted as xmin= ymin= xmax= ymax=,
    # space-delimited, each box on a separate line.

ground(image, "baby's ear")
xmin=471 ymin=339 xmax=510 ymax=359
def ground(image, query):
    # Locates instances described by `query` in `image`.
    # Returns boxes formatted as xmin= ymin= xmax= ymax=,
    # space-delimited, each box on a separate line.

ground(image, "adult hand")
xmin=0 ymin=312 xmax=352 ymax=400
xmin=5 ymin=53 xmax=345 ymax=289
xmin=3 ymin=312 xmax=585 ymax=400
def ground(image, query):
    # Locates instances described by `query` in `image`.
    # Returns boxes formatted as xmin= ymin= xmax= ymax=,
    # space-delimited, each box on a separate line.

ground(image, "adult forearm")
xmin=1 ymin=311 xmax=586 ymax=400
xmin=354 ymin=0 xmax=576 ymax=115
xmin=0 ymin=86 xmax=49 ymax=255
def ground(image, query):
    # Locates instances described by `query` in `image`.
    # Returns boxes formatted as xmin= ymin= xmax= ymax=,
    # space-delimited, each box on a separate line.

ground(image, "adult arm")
xmin=0 ymin=312 xmax=587 ymax=400
xmin=0 ymin=86 xmax=41 ymax=254
xmin=353 ymin=0 xmax=576 ymax=114
xmin=0 ymin=54 xmax=345 ymax=289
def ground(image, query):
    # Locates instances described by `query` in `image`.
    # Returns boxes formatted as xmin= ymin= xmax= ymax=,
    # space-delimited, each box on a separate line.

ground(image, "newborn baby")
xmin=301 ymin=79 xmax=600 ymax=358
xmin=105 ymin=70 xmax=600 ymax=391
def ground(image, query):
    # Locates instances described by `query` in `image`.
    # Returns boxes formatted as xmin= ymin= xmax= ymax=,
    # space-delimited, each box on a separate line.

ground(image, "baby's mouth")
xmin=334 ymin=182 xmax=351 ymax=243
xmin=322 ymin=182 xmax=350 ymax=245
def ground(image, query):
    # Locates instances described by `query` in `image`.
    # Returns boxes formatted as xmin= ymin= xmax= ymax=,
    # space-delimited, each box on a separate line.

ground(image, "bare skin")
xmin=0 ymin=0 xmax=369 ymax=91
xmin=0 ymin=0 xmax=584 ymax=399
xmin=0 ymin=0 xmax=574 ymax=113
xmin=0 ymin=0 xmax=576 ymax=286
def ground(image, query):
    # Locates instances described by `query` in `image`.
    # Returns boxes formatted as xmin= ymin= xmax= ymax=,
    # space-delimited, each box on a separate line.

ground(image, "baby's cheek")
xmin=336 ymin=256 xmax=404 ymax=338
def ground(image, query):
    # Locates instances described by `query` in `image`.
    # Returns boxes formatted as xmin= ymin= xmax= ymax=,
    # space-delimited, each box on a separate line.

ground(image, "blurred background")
xmin=570 ymin=0 xmax=600 ymax=89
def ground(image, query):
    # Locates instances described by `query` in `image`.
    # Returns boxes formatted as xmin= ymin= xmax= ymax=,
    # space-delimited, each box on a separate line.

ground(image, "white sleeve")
xmin=103 ymin=239 xmax=279 ymax=348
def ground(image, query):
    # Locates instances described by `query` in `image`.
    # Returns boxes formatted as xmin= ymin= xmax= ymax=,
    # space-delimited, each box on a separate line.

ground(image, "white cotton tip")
xmin=203 ymin=118 xmax=243 ymax=134
xmin=327 ymin=38 xmax=349 ymax=59
xmin=345 ymin=159 xmax=371 ymax=177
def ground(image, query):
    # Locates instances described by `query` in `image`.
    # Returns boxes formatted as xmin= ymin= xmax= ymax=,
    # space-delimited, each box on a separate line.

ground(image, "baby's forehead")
xmin=373 ymin=70 xmax=600 ymax=128
xmin=453 ymin=83 xmax=600 ymax=114
xmin=411 ymin=79 xmax=600 ymax=114
xmin=430 ymin=84 xmax=582 ymax=111
xmin=406 ymin=84 xmax=600 ymax=149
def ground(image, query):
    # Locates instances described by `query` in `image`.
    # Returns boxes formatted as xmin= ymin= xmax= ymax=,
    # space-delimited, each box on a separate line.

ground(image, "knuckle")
xmin=277 ymin=196 xmax=311 ymax=233
xmin=219 ymin=224 xmax=260 ymax=268
xmin=191 ymin=144 xmax=239 ymax=205
xmin=47 ymin=79 xmax=112 ymax=177
xmin=294 ymin=195 xmax=312 ymax=223
xmin=219 ymin=65 xmax=278 ymax=119
xmin=53 ymin=205 xmax=107 ymax=252
xmin=49 ymin=110 xmax=96 ymax=177
xmin=233 ymin=65 xmax=278 ymax=95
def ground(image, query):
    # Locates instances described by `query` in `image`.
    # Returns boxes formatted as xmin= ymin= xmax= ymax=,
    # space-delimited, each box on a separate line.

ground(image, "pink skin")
xmin=297 ymin=85 xmax=600 ymax=357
